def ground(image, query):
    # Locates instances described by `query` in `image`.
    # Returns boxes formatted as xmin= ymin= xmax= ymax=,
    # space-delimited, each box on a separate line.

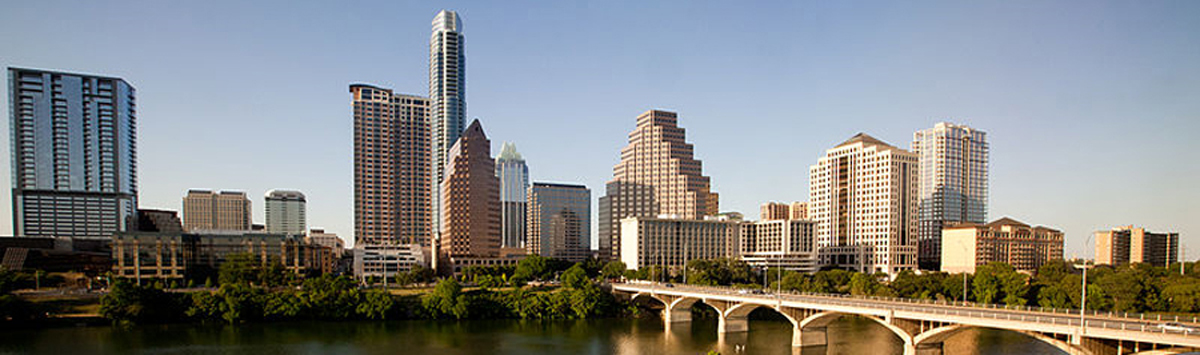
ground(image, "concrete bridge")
xmin=611 ymin=282 xmax=1200 ymax=355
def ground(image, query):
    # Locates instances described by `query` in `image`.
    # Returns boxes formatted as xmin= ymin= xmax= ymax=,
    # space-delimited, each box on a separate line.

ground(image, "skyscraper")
xmin=527 ymin=182 xmax=590 ymax=262
xmin=809 ymin=133 xmax=919 ymax=274
xmin=495 ymin=142 xmax=529 ymax=249
xmin=430 ymin=10 xmax=466 ymax=243
xmin=350 ymin=84 xmax=431 ymax=247
xmin=265 ymin=189 xmax=306 ymax=235
xmin=599 ymin=110 xmax=718 ymax=261
xmin=8 ymin=67 xmax=137 ymax=239
xmin=182 ymin=190 xmax=251 ymax=231
xmin=439 ymin=120 xmax=500 ymax=270
xmin=912 ymin=122 xmax=988 ymax=270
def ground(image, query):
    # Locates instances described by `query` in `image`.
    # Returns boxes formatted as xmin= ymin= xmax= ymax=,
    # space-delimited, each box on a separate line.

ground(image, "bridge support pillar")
xmin=718 ymin=314 xmax=748 ymax=333
xmin=908 ymin=342 xmax=943 ymax=355
xmin=663 ymin=306 xmax=691 ymax=327
xmin=795 ymin=326 xmax=827 ymax=347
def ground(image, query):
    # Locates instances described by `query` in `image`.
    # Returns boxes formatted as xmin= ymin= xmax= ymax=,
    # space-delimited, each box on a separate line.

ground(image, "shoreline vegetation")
xmin=5 ymin=255 xmax=1200 ymax=328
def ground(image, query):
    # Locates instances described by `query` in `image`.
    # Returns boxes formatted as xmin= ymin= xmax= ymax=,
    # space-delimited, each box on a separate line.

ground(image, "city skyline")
xmin=1 ymin=1 xmax=1197 ymax=259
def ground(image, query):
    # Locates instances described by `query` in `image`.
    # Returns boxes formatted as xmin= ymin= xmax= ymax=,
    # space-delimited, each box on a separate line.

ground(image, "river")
xmin=0 ymin=316 xmax=1065 ymax=355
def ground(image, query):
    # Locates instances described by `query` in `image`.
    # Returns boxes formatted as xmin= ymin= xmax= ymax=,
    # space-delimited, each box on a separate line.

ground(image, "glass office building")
xmin=495 ymin=142 xmax=528 ymax=249
xmin=527 ymin=182 xmax=589 ymax=262
xmin=912 ymin=123 xmax=989 ymax=270
xmin=8 ymin=67 xmax=138 ymax=239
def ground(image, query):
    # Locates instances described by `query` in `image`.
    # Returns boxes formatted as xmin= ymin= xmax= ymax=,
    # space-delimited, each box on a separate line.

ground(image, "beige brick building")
xmin=619 ymin=216 xmax=740 ymax=271
xmin=1095 ymin=226 xmax=1178 ymax=267
xmin=760 ymin=202 xmax=791 ymax=221
xmin=940 ymin=217 xmax=1063 ymax=273
xmin=182 ymin=190 xmax=251 ymax=232
xmin=599 ymin=110 xmax=719 ymax=261
xmin=809 ymin=133 xmax=919 ymax=274
xmin=790 ymin=202 xmax=809 ymax=220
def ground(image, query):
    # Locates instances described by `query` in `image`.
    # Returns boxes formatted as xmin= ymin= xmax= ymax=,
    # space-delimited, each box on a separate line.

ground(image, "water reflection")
xmin=0 ymin=316 xmax=1067 ymax=355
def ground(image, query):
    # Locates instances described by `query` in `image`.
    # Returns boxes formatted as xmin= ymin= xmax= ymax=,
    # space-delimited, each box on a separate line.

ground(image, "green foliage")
xmin=849 ymin=273 xmax=880 ymax=296
xmin=423 ymin=278 xmax=468 ymax=319
xmin=561 ymin=264 xmax=589 ymax=289
xmin=99 ymin=280 xmax=185 ymax=325
xmin=686 ymin=258 xmax=755 ymax=286
xmin=358 ymin=289 xmax=394 ymax=320
xmin=601 ymin=261 xmax=627 ymax=280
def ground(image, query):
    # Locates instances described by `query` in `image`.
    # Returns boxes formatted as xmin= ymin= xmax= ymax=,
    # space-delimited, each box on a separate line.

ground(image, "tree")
xmin=357 ymin=289 xmax=394 ymax=320
xmin=601 ymin=261 xmax=627 ymax=280
xmin=562 ymin=264 xmax=589 ymax=289
xmin=100 ymin=279 xmax=185 ymax=325
xmin=423 ymin=278 xmax=468 ymax=319
xmin=514 ymin=255 xmax=553 ymax=282
xmin=218 ymin=253 xmax=261 ymax=286
xmin=849 ymin=273 xmax=879 ymax=296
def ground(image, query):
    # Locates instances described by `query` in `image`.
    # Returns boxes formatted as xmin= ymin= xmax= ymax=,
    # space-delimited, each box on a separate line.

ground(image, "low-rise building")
xmin=353 ymin=243 xmax=424 ymax=280
xmin=307 ymin=229 xmax=345 ymax=258
xmin=740 ymin=219 xmax=818 ymax=272
xmin=940 ymin=217 xmax=1063 ymax=274
xmin=111 ymin=231 xmax=328 ymax=283
xmin=619 ymin=215 xmax=741 ymax=272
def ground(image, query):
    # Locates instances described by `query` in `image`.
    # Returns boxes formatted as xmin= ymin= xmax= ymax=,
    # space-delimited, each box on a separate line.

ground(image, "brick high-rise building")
xmin=1095 ymin=226 xmax=1179 ymax=267
xmin=438 ymin=120 xmax=500 ymax=271
xmin=913 ymin=122 xmax=989 ymax=270
xmin=760 ymin=202 xmax=790 ymax=221
xmin=8 ymin=67 xmax=138 ymax=239
xmin=350 ymin=84 xmax=431 ymax=247
xmin=789 ymin=201 xmax=809 ymax=220
xmin=809 ymin=133 xmax=919 ymax=274
xmin=182 ymin=190 xmax=251 ymax=232
xmin=599 ymin=110 xmax=718 ymax=261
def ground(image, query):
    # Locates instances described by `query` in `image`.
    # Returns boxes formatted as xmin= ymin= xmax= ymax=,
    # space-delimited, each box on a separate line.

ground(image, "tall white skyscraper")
xmin=265 ymin=189 xmax=307 ymax=235
xmin=912 ymin=123 xmax=988 ymax=270
xmin=429 ymin=10 xmax=466 ymax=238
xmin=495 ymin=142 xmax=529 ymax=249
xmin=809 ymin=133 xmax=918 ymax=275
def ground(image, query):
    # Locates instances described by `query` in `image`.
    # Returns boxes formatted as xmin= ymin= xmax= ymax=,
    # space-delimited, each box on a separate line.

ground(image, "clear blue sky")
xmin=1 ymin=1 xmax=1197 ymax=259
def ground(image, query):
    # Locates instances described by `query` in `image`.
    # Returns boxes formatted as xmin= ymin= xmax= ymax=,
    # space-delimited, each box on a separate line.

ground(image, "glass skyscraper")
xmin=430 ymin=10 xmax=466 ymax=243
xmin=495 ymin=142 xmax=528 ymax=249
xmin=527 ymin=182 xmax=590 ymax=262
xmin=912 ymin=122 xmax=988 ymax=270
xmin=8 ymin=67 xmax=138 ymax=239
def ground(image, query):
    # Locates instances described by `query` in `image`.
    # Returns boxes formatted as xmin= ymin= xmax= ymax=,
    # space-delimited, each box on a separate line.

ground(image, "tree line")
xmin=97 ymin=254 xmax=627 ymax=326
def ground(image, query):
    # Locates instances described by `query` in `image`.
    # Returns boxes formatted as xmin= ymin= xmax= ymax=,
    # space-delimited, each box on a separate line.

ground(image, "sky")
xmin=0 ymin=1 xmax=1197 ymax=259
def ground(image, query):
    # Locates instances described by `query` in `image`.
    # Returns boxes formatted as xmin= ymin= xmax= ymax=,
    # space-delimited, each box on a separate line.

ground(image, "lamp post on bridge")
xmin=957 ymin=240 xmax=969 ymax=303
xmin=1074 ymin=234 xmax=1095 ymax=336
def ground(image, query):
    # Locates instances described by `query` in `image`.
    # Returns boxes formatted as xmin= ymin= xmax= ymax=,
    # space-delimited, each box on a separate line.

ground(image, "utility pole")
xmin=1074 ymin=234 xmax=1095 ymax=336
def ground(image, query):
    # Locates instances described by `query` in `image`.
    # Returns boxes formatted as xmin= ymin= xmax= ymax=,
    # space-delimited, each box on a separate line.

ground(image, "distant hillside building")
xmin=940 ymin=217 xmax=1063 ymax=274
xmin=1095 ymin=226 xmax=1178 ymax=267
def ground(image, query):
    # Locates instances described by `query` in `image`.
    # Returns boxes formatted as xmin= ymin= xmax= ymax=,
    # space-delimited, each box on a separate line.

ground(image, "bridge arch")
xmin=913 ymin=324 xmax=1090 ymax=355
xmin=630 ymin=292 xmax=666 ymax=308
xmin=798 ymin=311 xmax=914 ymax=347
xmin=724 ymin=303 xmax=800 ymax=328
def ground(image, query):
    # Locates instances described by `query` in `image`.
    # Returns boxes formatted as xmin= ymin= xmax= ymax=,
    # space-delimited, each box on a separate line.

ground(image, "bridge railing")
xmin=615 ymin=282 xmax=1200 ymax=337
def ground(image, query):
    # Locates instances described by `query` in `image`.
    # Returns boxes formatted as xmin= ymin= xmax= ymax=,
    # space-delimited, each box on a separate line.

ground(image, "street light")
xmin=956 ymin=240 xmax=969 ymax=303
xmin=1074 ymin=234 xmax=1096 ymax=336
